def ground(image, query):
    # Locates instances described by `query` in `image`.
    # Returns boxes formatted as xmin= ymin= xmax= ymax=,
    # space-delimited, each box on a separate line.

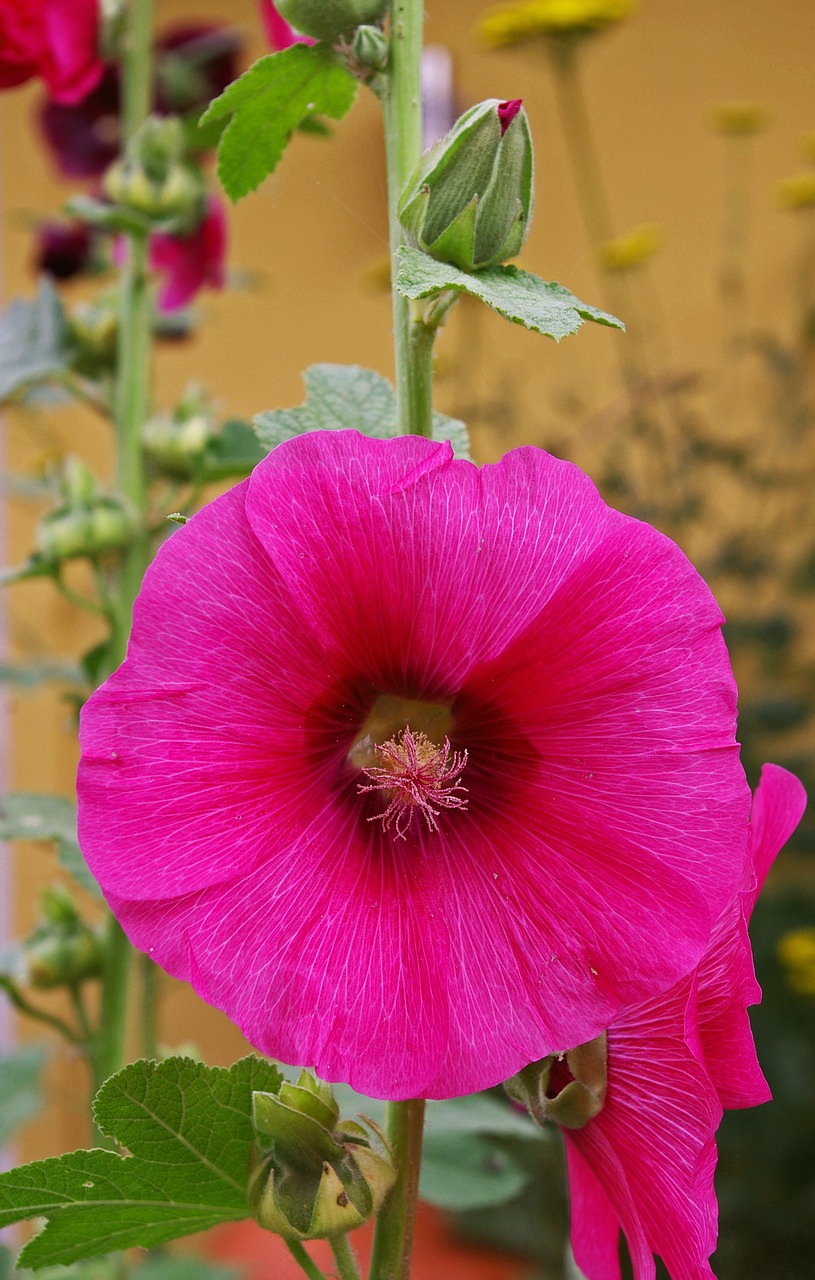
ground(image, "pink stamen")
xmin=498 ymin=99 xmax=523 ymax=135
xmin=358 ymin=726 xmax=468 ymax=839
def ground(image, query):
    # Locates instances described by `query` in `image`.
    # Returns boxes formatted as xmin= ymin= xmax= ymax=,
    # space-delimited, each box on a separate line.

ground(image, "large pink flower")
xmin=148 ymin=194 xmax=227 ymax=313
xmin=78 ymin=431 xmax=751 ymax=1100
xmin=0 ymin=0 xmax=102 ymax=104
xmin=559 ymin=763 xmax=806 ymax=1280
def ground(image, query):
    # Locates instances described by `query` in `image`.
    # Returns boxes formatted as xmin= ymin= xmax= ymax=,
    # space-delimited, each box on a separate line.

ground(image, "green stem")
xmin=284 ymin=1241 xmax=328 ymax=1280
xmin=140 ymin=952 xmax=159 ymax=1059
xmin=329 ymin=1234 xmax=362 ymax=1280
xmin=368 ymin=1099 xmax=426 ymax=1280
xmin=382 ymin=0 xmax=433 ymax=437
xmin=92 ymin=0 xmax=156 ymax=1112
xmin=0 ymin=978 xmax=81 ymax=1045
xmin=69 ymin=982 xmax=93 ymax=1044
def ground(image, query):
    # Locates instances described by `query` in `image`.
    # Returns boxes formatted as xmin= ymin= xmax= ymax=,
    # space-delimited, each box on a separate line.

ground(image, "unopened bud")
xmin=275 ymin=0 xmax=387 ymax=42
xmin=24 ymin=889 xmax=103 ymax=989
xmin=37 ymin=490 xmax=135 ymax=563
xmin=504 ymin=1032 xmax=607 ymax=1131
xmin=399 ymin=97 xmax=534 ymax=272
xmin=249 ymin=1070 xmax=395 ymax=1241
xmin=351 ymin=25 xmax=388 ymax=70
xmin=102 ymin=116 xmax=204 ymax=227
xmin=143 ymin=384 xmax=215 ymax=478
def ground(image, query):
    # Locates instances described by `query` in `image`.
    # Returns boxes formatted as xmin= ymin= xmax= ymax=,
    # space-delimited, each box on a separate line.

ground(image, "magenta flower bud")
xmin=399 ymin=97 xmax=534 ymax=272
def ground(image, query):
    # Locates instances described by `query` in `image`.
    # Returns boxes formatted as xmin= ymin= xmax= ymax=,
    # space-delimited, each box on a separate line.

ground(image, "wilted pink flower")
xmin=148 ymin=194 xmax=227 ymax=312
xmin=260 ymin=0 xmax=315 ymax=49
xmin=78 ymin=432 xmax=750 ymax=1100
xmin=560 ymin=763 xmax=806 ymax=1280
xmin=0 ymin=0 xmax=102 ymax=104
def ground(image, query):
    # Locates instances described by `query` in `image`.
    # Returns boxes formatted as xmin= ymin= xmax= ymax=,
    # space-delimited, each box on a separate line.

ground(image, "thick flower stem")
xmin=329 ymin=1235 xmax=362 ymax=1280
xmin=284 ymin=1241 xmax=328 ymax=1280
xmin=368 ymin=1099 xmax=426 ymax=1280
xmin=382 ymin=0 xmax=433 ymax=437
xmin=92 ymin=0 xmax=156 ymax=1110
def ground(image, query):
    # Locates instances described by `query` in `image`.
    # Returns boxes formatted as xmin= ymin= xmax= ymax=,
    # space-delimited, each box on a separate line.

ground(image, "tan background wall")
xmin=2 ymin=0 xmax=814 ymax=1157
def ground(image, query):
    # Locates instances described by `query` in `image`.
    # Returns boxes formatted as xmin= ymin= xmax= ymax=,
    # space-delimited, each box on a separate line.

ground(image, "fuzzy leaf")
xmin=396 ymin=246 xmax=623 ymax=340
xmin=254 ymin=364 xmax=471 ymax=459
xmin=0 ymin=1056 xmax=283 ymax=1268
xmin=202 ymin=420 xmax=266 ymax=481
xmin=201 ymin=46 xmax=357 ymax=201
xmin=0 ymin=794 xmax=98 ymax=898
xmin=0 ymin=1045 xmax=46 ymax=1147
xmin=0 ymin=280 xmax=74 ymax=402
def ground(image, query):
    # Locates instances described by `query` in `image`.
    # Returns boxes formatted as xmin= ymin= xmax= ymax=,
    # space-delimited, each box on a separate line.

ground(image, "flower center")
xmin=357 ymin=725 xmax=468 ymax=839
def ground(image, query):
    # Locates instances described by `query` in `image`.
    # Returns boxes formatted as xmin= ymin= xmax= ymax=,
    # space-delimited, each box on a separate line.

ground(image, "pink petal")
xmin=566 ymin=1140 xmax=649 ymax=1280
xmin=41 ymin=0 xmax=102 ymax=103
xmin=748 ymin=763 xmax=807 ymax=895
xmin=566 ymin=984 xmax=720 ymax=1280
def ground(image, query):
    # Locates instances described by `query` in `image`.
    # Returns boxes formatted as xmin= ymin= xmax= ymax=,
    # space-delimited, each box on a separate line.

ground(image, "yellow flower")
xmin=777 ymin=927 xmax=815 ymax=996
xmin=710 ymin=102 xmax=771 ymax=136
xmin=478 ymin=0 xmax=635 ymax=49
xmin=777 ymin=173 xmax=815 ymax=210
xmin=597 ymin=222 xmax=661 ymax=272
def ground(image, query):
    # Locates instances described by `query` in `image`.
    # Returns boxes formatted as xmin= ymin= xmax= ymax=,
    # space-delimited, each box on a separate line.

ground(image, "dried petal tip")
xmin=358 ymin=726 xmax=468 ymax=838
xmin=498 ymin=99 xmax=522 ymax=134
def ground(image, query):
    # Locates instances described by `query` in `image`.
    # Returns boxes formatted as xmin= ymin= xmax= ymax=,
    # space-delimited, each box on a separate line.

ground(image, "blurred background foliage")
xmin=0 ymin=0 xmax=813 ymax=1277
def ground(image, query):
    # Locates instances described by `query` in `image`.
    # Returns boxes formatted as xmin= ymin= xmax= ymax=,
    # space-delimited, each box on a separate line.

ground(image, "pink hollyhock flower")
xmin=78 ymin=431 xmax=751 ymax=1100
xmin=260 ymin=0 xmax=315 ymax=49
xmin=0 ymin=0 xmax=102 ymax=104
xmin=552 ymin=763 xmax=806 ymax=1280
xmin=148 ymin=194 xmax=227 ymax=313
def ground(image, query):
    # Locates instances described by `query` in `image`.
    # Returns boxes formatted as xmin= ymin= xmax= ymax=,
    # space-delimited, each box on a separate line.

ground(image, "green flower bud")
xmin=37 ymin=495 xmax=134 ymax=563
xmin=70 ymin=294 xmax=119 ymax=365
xmin=102 ymin=116 xmax=204 ymax=228
xmin=143 ymin=385 xmax=216 ymax=478
xmin=276 ymin=0 xmax=388 ymax=42
xmin=249 ymin=1070 xmax=395 ymax=1242
xmin=24 ymin=889 xmax=103 ymax=989
xmin=504 ymin=1031 xmax=607 ymax=1131
xmin=351 ymin=25 xmax=389 ymax=70
xmin=399 ymin=98 xmax=534 ymax=272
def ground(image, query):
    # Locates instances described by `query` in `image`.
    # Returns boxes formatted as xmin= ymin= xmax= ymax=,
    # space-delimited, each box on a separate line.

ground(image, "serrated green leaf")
xmin=0 ymin=1045 xmax=46 ymax=1147
xmin=0 ymin=794 xmax=99 ymax=898
xmin=202 ymin=46 xmax=357 ymax=201
xmin=253 ymin=364 xmax=471 ymax=460
xmin=0 ymin=1056 xmax=283 ymax=1268
xmin=0 ymin=280 xmax=74 ymax=403
xmin=419 ymin=1131 xmax=528 ymax=1210
xmin=396 ymin=246 xmax=623 ymax=340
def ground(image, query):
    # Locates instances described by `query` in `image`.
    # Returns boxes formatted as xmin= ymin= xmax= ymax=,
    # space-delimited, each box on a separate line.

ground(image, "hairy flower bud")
xmin=248 ymin=1070 xmax=395 ymax=1241
xmin=274 ymin=0 xmax=388 ymax=42
xmin=351 ymin=24 xmax=389 ymax=70
xmin=143 ymin=386 xmax=214 ymax=478
xmin=399 ymin=97 xmax=534 ymax=272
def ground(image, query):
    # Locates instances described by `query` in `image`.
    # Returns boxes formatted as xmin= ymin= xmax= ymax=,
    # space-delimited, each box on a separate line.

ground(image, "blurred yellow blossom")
xmin=597 ymin=223 xmax=661 ymax=272
xmin=710 ymin=102 xmax=771 ymax=136
xmin=478 ymin=0 xmax=635 ymax=48
xmin=777 ymin=173 xmax=815 ymax=210
xmin=777 ymin=928 xmax=815 ymax=996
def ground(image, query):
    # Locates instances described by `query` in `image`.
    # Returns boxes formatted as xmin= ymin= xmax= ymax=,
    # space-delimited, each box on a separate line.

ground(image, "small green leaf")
xmin=0 ymin=1045 xmax=46 ymax=1148
xmin=0 ymin=794 xmax=99 ymax=898
xmin=0 ymin=280 xmax=74 ymax=403
xmin=0 ymin=1056 xmax=283 ymax=1268
xmin=396 ymin=246 xmax=623 ymax=340
xmin=201 ymin=420 xmax=266 ymax=481
xmin=419 ymin=1132 xmax=527 ymax=1210
xmin=254 ymin=364 xmax=471 ymax=459
xmin=202 ymin=46 xmax=357 ymax=201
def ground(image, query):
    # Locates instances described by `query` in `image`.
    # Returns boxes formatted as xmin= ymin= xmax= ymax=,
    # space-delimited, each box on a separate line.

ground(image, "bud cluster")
xmin=103 ymin=116 xmax=205 ymax=231
xmin=23 ymin=886 xmax=103 ymax=990
xmin=36 ymin=458 xmax=134 ymax=564
xmin=143 ymin=384 xmax=215 ymax=479
xmin=249 ymin=1070 xmax=395 ymax=1241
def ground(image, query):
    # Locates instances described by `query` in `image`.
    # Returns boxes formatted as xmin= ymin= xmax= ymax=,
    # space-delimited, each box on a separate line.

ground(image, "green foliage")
xmin=254 ymin=364 xmax=471 ymax=459
xmin=332 ymin=1086 xmax=542 ymax=1212
xmin=396 ymin=246 xmax=623 ymax=340
xmin=0 ymin=795 xmax=99 ymax=898
xmin=0 ymin=1045 xmax=46 ymax=1147
xmin=201 ymin=46 xmax=357 ymax=201
xmin=0 ymin=280 xmax=74 ymax=403
xmin=0 ymin=1056 xmax=283 ymax=1268
xmin=200 ymin=420 xmax=267 ymax=481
